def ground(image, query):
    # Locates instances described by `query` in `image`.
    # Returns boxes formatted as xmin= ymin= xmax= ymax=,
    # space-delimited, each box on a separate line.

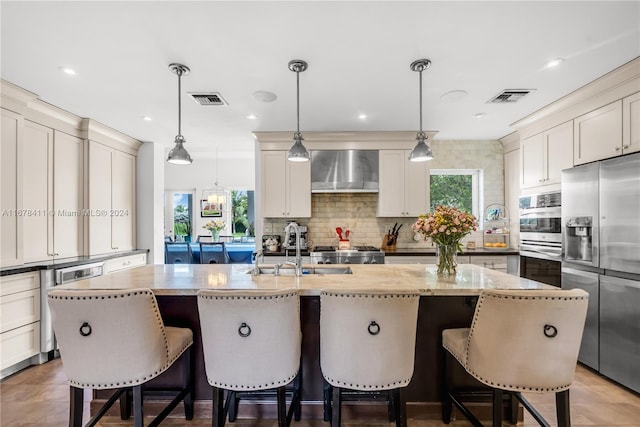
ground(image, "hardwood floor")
xmin=1 ymin=359 xmax=638 ymax=426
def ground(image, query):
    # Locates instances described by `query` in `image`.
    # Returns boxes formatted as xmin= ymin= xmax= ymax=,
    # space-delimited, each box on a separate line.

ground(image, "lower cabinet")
xmin=103 ymin=253 xmax=147 ymax=275
xmin=0 ymin=272 xmax=40 ymax=372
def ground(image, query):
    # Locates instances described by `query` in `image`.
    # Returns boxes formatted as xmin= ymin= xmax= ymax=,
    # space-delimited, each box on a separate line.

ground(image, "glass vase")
xmin=436 ymin=243 xmax=458 ymax=276
xmin=211 ymin=230 xmax=220 ymax=242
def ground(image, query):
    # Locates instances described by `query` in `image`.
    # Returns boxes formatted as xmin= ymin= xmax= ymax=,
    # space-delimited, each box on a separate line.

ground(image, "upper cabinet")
xmin=21 ymin=122 xmax=83 ymax=263
xmin=622 ymin=92 xmax=640 ymax=156
xmin=261 ymin=151 xmax=311 ymax=218
xmin=1 ymin=80 xmax=142 ymax=264
xmin=87 ymin=140 xmax=136 ymax=255
xmin=521 ymin=121 xmax=573 ymax=189
xmin=1 ymin=109 xmax=23 ymax=267
xmin=574 ymin=93 xmax=639 ymax=165
xmin=574 ymin=100 xmax=623 ymax=165
xmin=377 ymin=149 xmax=429 ymax=217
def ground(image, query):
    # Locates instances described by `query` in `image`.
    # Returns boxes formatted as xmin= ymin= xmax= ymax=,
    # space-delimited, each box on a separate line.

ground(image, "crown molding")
xmin=81 ymin=119 xmax=142 ymax=155
xmin=512 ymin=57 xmax=640 ymax=139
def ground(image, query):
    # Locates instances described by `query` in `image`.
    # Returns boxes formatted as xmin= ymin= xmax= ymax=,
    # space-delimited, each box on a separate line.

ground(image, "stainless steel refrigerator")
xmin=561 ymin=152 xmax=640 ymax=393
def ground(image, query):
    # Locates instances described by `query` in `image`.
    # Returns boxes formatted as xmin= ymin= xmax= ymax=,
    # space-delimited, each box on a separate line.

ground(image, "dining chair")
xmin=200 ymin=242 xmax=229 ymax=264
xmin=165 ymin=242 xmax=192 ymax=264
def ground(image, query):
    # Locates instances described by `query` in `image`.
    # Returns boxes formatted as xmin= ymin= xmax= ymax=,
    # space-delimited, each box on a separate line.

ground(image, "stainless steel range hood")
xmin=311 ymin=150 xmax=378 ymax=192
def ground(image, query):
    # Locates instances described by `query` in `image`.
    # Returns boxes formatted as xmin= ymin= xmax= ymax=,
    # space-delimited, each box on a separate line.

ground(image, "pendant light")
xmin=287 ymin=59 xmax=310 ymax=162
xmin=202 ymin=148 xmax=228 ymax=208
xmin=408 ymin=59 xmax=434 ymax=162
xmin=167 ymin=63 xmax=193 ymax=165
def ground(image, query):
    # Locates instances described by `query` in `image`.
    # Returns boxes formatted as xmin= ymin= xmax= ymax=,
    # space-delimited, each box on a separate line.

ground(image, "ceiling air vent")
xmin=488 ymin=89 xmax=534 ymax=103
xmin=190 ymin=92 xmax=228 ymax=106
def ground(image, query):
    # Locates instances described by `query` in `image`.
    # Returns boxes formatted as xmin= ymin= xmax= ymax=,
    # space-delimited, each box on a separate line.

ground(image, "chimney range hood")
xmin=311 ymin=150 xmax=378 ymax=193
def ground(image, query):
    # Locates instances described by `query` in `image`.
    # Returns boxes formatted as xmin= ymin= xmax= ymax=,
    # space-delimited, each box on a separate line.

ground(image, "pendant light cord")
xmin=418 ymin=68 xmax=423 ymax=134
xmin=296 ymin=69 xmax=300 ymax=135
xmin=177 ymin=69 xmax=182 ymax=138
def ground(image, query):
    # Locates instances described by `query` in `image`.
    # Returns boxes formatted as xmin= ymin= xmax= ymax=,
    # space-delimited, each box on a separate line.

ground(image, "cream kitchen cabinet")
xmin=1 ymin=109 xmax=23 ymax=267
xmin=261 ymin=151 xmax=311 ymax=218
xmin=377 ymin=149 xmax=429 ymax=217
xmin=574 ymin=100 xmax=623 ymax=165
xmin=21 ymin=121 xmax=83 ymax=263
xmin=0 ymin=272 xmax=40 ymax=372
xmin=87 ymin=141 xmax=136 ymax=255
xmin=623 ymin=92 xmax=640 ymax=156
xmin=521 ymin=121 xmax=573 ymax=189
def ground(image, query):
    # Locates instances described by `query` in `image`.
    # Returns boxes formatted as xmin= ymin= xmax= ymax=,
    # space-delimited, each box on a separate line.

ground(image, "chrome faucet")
xmin=284 ymin=222 xmax=303 ymax=276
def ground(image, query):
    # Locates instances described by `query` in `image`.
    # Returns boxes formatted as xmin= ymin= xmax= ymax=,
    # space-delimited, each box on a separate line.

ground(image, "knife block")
xmin=381 ymin=234 xmax=396 ymax=251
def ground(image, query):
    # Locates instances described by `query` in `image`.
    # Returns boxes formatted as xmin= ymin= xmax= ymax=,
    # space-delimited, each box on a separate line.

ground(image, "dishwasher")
xmin=39 ymin=262 xmax=104 ymax=361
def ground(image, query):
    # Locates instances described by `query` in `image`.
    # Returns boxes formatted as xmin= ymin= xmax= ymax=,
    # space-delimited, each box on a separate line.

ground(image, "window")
xmin=231 ymin=190 xmax=255 ymax=237
xmin=164 ymin=191 xmax=194 ymax=242
xmin=430 ymin=169 xmax=481 ymax=218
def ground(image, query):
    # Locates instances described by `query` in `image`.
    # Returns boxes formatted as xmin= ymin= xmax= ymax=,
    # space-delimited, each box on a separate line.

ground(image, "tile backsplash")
xmin=264 ymin=193 xmax=483 ymax=249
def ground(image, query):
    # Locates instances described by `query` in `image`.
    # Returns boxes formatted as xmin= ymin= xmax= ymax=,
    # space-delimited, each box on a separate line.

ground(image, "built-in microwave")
xmin=519 ymin=191 xmax=562 ymax=262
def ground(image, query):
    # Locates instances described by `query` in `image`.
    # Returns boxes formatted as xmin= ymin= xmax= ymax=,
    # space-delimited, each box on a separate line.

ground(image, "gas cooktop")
xmin=310 ymin=246 xmax=385 ymax=264
xmin=313 ymin=246 xmax=381 ymax=252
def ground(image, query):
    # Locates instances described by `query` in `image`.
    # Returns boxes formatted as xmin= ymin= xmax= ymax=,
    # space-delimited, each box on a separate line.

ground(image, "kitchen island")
xmin=57 ymin=263 xmax=554 ymax=418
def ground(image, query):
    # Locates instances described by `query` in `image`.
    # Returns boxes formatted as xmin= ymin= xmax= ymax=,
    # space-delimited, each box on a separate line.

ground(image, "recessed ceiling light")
xmin=474 ymin=112 xmax=486 ymax=118
xmin=60 ymin=67 xmax=77 ymax=76
xmin=253 ymin=91 xmax=277 ymax=102
xmin=141 ymin=116 xmax=152 ymax=121
xmin=545 ymin=58 xmax=565 ymax=68
xmin=358 ymin=113 xmax=367 ymax=120
xmin=246 ymin=114 xmax=257 ymax=120
xmin=440 ymin=90 xmax=468 ymax=103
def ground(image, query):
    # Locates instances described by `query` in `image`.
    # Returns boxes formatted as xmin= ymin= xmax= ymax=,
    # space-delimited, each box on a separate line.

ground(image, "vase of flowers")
xmin=203 ymin=220 xmax=225 ymax=242
xmin=412 ymin=205 xmax=478 ymax=276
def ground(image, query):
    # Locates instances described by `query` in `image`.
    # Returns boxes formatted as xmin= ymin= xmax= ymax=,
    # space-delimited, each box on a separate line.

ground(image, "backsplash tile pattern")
xmin=262 ymin=140 xmax=505 ymax=249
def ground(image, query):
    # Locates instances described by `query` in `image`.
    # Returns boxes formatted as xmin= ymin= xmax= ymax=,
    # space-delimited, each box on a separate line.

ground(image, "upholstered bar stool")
xmin=48 ymin=288 xmax=194 ymax=427
xmin=442 ymin=288 xmax=589 ymax=427
xmin=320 ymin=289 xmax=420 ymax=427
xmin=197 ymin=288 xmax=302 ymax=427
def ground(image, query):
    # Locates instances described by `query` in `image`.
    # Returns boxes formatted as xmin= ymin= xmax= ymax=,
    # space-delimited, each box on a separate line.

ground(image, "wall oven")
xmin=519 ymin=191 xmax=562 ymax=286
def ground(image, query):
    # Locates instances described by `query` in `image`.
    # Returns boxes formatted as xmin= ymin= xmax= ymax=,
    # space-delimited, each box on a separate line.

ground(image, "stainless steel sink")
xmin=251 ymin=266 xmax=353 ymax=275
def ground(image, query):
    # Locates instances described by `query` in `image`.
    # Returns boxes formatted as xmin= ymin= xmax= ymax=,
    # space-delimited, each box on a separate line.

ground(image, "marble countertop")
xmin=382 ymin=248 xmax=520 ymax=256
xmin=56 ymin=263 xmax=553 ymax=296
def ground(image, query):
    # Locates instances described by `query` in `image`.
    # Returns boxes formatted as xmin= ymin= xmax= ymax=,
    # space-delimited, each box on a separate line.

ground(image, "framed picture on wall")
xmin=201 ymin=199 xmax=223 ymax=217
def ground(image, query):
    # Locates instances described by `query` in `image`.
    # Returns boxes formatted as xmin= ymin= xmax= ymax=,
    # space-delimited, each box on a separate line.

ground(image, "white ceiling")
xmin=2 ymin=1 xmax=639 ymax=160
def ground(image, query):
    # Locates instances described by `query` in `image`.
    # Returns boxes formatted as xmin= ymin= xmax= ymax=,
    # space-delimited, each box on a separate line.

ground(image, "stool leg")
xmin=556 ymin=390 xmax=571 ymax=427
xmin=331 ymin=386 xmax=342 ymax=427
xmin=119 ymin=388 xmax=132 ymax=420
xmin=183 ymin=347 xmax=194 ymax=420
xmin=442 ymin=352 xmax=453 ymax=424
xmin=323 ymin=381 xmax=332 ymax=421
xmin=395 ymin=388 xmax=407 ymax=427
xmin=69 ymin=386 xmax=83 ymax=427
xmin=277 ymin=386 xmax=286 ymax=427
xmin=492 ymin=388 xmax=503 ymax=427
xmin=508 ymin=392 xmax=519 ymax=424
xmin=132 ymin=384 xmax=143 ymax=427
xmin=212 ymin=386 xmax=225 ymax=427
xmin=388 ymin=390 xmax=396 ymax=421
xmin=294 ymin=369 xmax=302 ymax=421
xmin=227 ymin=391 xmax=239 ymax=422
